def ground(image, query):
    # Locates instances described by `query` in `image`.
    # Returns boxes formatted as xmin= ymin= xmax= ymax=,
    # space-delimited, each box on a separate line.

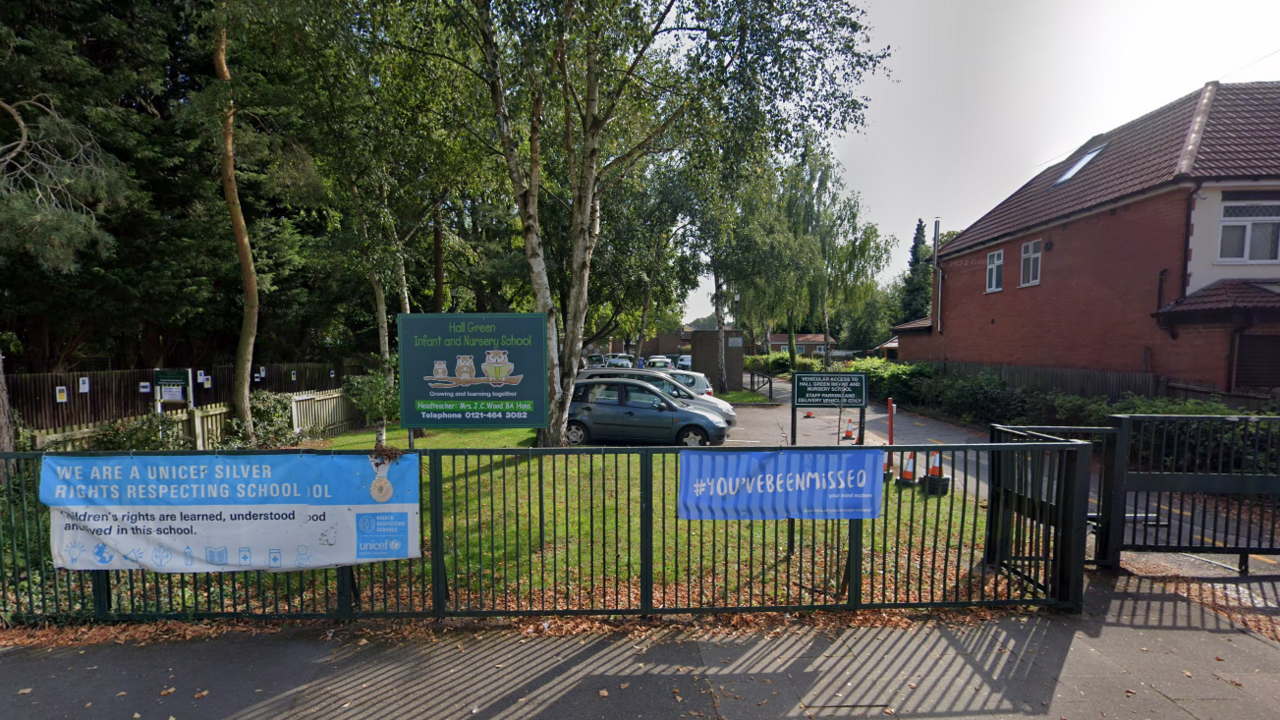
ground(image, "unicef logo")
xmin=388 ymin=540 xmax=402 ymax=550
xmin=358 ymin=516 xmax=376 ymax=533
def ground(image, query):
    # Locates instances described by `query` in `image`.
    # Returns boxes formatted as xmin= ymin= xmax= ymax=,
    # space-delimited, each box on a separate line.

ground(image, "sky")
xmin=683 ymin=0 xmax=1280 ymax=323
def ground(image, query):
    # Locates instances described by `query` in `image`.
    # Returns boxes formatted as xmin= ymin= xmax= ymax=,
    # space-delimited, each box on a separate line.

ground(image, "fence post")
xmin=429 ymin=449 xmax=448 ymax=620
xmin=191 ymin=408 xmax=206 ymax=451
xmin=983 ymin=426 xmax=1009 ymax=566
xmin=336 ymin=566 xmax=355 ymax=618
xmin=1101 ymin=415 xmax=1131 ymax=569
xmin=1055 ymin=443 xmax=1091 ymax=613
xmin=90 ymin=570 xmax=112 ymax=621
xmin=639 ymin=449 xmax=654 ymax=614
xmin=845 ymin=518 xmax=863 ymax=610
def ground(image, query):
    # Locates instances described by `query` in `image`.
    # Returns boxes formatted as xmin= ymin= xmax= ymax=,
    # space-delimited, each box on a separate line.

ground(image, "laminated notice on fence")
xmin=678 ymin=449 xmax=884 ymax=520
xmin=39 ymin=454 xmax=420 ymax=573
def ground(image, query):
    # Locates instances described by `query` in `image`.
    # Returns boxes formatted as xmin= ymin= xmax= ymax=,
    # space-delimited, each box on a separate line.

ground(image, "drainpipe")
xmin=1180 ymin=182 xmax=1202 ymax=298
xmin=933 ymin=218 xmax=942 ymax=334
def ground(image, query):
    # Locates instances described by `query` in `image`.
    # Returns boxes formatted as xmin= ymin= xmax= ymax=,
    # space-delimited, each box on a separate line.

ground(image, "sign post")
xmin=153 ymin=369 xmax=193 ymax=414
xmin=398 ymin=313 xmax=549 ymax=430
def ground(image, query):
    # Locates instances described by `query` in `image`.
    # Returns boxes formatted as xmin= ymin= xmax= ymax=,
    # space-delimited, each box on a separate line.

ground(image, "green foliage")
xmin=90 ymin=413 xmax=194 ymax=452
xmin=218 ymin=391 xmax=310 ymax=450
xmin=900 ymin=219 xmax=933 ymax=322
xmin=343 ymin=370 xmax=399 ymax=428
xmin=10 ymin=408 xmax=36 ymax=452
xmin=832 ymin=358 xmax=1275 ymax=426
xmin=744 ymin=352 xmax=821 ymax=376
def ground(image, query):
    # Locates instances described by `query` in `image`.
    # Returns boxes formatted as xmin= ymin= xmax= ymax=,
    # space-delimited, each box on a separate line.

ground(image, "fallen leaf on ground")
xmin=116 ymin=691 xmax=127 ymax=697
xmin=194 ymin=689 xmax=209 ymax=698
xmin=160 ymin=686 xmax=176 ymax=696
xmin=620 ymin=683 xmax=630 ymax=689
xmin=1182 ymin=671 xmax=1193 ymax=678
xmin=599 ymin=689 xmax=609 ymax=698
xmin=17 ymin=689 xmax=32 ymax=695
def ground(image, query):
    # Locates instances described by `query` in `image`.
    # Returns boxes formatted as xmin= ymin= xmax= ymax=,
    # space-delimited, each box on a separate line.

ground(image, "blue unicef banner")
xmin=40 ymin=454 xmax=420 ymax=573
xmin=678 ymin=449 xmax=884 ymax=520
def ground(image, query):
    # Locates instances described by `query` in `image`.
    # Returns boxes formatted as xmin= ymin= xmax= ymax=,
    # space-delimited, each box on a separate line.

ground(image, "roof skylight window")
xmin=1054 ymin=144 xmax=1106 ymax=185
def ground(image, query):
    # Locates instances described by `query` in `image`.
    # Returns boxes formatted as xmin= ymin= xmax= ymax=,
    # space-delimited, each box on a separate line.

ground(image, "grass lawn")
xmin=719 ymin=389 xmax=774 ymax=404
xmin=323 ymin=422 xmax=535 ymax=451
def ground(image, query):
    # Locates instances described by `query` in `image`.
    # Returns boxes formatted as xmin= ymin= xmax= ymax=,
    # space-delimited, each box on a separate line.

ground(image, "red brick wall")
xmin=897 ymin=189 xmax=1234 ymax=389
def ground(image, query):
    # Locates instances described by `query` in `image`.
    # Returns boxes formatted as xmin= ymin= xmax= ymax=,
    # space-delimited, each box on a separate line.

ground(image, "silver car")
xmin=667 ymin=369 xmax=714 ymax=397
xmin=577 ymin=368 xmax=737 ymax=427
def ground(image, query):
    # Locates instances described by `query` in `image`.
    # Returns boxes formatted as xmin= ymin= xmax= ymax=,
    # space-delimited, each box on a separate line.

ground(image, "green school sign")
xmin=398 ymin=313 xmax=549 ymax=429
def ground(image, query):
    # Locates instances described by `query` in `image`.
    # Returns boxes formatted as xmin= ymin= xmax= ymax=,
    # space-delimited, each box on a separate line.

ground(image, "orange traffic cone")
xmin=925 ymin=451 xmax=951 ymax=496
xmin=927 ymin=452 xmax=943 ymax=477
xmin=901 ymin=454 xmax=916 ymax=481
xmin=804 ymin=410 xmax=815 ymax=418
xmin=843 ymin=419 xmax=854 ymax=439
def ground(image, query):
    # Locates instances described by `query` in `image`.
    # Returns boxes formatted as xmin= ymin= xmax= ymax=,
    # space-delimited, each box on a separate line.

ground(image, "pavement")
xmin=5 ymin=570 xmax=1280 ymax=719
xmin=729 ymin=376 xmax=984 ymax=449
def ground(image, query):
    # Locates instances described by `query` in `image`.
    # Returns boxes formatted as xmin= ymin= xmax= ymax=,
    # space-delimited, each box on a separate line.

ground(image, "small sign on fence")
xmin=55 ymin=386 xmax=68 ymax=403
xmin=197 ymin=370 xmax=205 ymax=382
xmin=678 ymin=449 xmax=884 ymax=520
xmin=203 ymin=376 xmax=212 ymax=389
xmin=139 ymin=382 xmax=152 ymax=394
xmin=398 ymin=313 xmax=549 ymax=429
xmin=40 ymin=453 xmax=421 ymax=573
xmin=78 ymin=377 xmax=89 ymax=394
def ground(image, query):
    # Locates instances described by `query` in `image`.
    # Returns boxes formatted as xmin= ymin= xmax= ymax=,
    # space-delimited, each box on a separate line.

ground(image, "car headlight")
xmin=711 ymin=416 xmax=726 ymax=427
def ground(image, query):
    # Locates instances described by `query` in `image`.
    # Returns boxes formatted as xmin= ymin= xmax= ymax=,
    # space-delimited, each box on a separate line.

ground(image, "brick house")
xmin=767 ymin=333 xmax=834 ymax=354
xmin=895 ymin=81 xmax=1280 ymax=392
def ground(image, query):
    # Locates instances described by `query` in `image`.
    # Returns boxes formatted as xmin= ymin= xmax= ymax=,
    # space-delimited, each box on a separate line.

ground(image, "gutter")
xmin=937 ymin=181 xmax=1199 ymax=262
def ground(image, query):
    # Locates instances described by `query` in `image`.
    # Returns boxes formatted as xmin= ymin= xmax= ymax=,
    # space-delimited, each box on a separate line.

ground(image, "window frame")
xmin=1218 ymin=202 xmax=1280 ymax=264
xmin=986 ymin=250 xmax=1004 ymax=293
xmin=1020 ymin=240 xmax=1042 ymax=288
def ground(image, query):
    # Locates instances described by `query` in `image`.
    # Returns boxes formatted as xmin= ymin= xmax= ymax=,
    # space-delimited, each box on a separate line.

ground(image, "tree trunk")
xmin=787 ymin=310 xmax=797 ymax=374
xmin=636 ymin=231 xmax=665 ymax=361
xmin=369 ymin=270 xmax=389 ymax=445
xmin=822 ymin=302 xmax=832 ymax=371
xmin=396 ymin=249 xmax=411 ymax=316
xmin=714 ymin=272 xmax=728 ymax=394
xmin=433 ymin=203 xmax=445 ymax=313
xmin=0 ymin=349 xmax=13 ymax=454
xmin=214 ymin=19 xmax=257 ymax=444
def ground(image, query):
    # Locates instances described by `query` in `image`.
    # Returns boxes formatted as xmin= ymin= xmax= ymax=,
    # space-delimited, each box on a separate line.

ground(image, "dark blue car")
xmin=567 ymin=379 xmax=727 ymax=446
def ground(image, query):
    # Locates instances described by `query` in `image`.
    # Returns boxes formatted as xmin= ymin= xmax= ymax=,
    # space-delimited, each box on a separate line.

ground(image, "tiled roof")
xmin=769 ymin=333 xmax=832 ymax=343
xmin=943 ymin=81 xmax=1280 ymax=259
xmin=890 ymin=317 xmax=932 ymax=332
xmin=1156 ymin=278 xmax=1280 ymax=316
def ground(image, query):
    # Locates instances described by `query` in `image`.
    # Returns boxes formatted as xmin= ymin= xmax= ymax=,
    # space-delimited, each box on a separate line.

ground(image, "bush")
xmin=744 ymin=352 xmax=823 ymax=376
xmin=835 ymin=357 xmax=1272 ymax=427
xmin=91 ymin=413 xmax=194 ymax=451
xmin=218 ymin=391 xmax=312 ymax=450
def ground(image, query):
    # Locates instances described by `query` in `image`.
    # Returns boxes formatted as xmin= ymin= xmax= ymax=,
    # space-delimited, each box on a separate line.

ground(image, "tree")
xmin=900 ymin=219 xmax=932 ymax=322
xmin=212 ymin=9 xmax=260 ymax=443
xmin=394 ymin=0 xmax=887 ymax=443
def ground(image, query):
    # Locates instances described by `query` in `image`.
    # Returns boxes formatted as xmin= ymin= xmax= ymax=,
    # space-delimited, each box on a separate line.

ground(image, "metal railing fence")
xmin=2 ymin=441 xmax=1091 ymax=623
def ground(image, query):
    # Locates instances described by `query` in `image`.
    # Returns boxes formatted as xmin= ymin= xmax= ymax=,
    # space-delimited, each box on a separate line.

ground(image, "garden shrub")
xmin=218 ymin=391 xmax=313 ymax=450
xmin=91 ymin=412 xmax=194 ymax=451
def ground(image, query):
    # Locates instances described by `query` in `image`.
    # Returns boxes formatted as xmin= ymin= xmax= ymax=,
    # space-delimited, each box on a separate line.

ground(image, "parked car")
xmin=676 ymin=355 xmax=692 ymax=370
xmin=667 ymin=369 xmax=714 ymax=396
xmin=578 ymin=368 xmax=737 ymax=426
xmin=567 ymin=378 xmax=727 ymax=446
xmin=604 ymin=353 xmax=634 ymax=368
xmin=584 ymin=353 xmax=607 ymax=368
xmin=646 ymin=356 xmax=672 ymax=369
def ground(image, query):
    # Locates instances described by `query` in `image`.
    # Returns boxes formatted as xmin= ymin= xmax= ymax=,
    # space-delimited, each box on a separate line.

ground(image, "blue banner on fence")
xmin=39 ymin=454 xmax=420 ymax=573
xmin=678 ymin=449 xmax=884 ymax=520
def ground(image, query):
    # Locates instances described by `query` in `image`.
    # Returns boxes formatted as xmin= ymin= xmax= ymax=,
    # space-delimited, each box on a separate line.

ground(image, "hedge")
xmin=827 ymin=357 xmax=1276 ymax=426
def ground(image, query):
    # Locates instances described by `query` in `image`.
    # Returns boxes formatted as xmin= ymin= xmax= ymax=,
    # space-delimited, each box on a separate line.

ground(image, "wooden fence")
xmin=1164 ymin=382 xmax=1278 ymax=412
xmin=32 ymin=389 xmax=361 ymax=451
xmin=8 ymin=363 xmax=344 ymax=431
xmin=927 ymin=361 xmax=1159 ymax=401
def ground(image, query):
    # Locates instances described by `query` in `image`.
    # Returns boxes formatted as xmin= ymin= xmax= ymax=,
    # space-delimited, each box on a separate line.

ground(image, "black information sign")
xmin=793 ymin=372 xmax=868 ymax=408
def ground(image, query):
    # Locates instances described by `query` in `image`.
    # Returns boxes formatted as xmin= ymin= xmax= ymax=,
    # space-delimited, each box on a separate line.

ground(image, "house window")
xmin=1020 ymin=240 xmax=1042 ymax=287
xmin=1054 ymin=144 xmax=1106 ymax=185
xmin=986 ymin=250 xmax=1004 ymax=292
xmin=796 ymin=345 xmax=806 ymax=354
xmin=1220 ymin=203 xmax=1280 ymax=262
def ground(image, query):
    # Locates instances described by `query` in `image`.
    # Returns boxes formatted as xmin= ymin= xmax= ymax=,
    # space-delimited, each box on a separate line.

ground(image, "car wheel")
xmin=677 ymin=427 xmax=708 ymax=446
xmin=567 ymin=421 xmax=589 ymax=445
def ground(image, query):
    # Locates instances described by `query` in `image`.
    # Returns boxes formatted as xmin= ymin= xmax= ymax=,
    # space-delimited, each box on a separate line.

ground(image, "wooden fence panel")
xmin=11 ymin=364 xmax=344 ymax=430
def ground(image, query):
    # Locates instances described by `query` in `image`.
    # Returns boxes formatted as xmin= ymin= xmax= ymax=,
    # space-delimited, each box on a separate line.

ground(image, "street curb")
xmin=731 ymin=402 xmax=782 ymax=409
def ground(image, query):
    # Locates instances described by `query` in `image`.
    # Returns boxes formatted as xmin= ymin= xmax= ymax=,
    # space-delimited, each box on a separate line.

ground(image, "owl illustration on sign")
xmin=481 ymin=349 xmax=514 ymax=384
xmin=432 ymin=360 xmax=449 ymax=379
xmin=455 ymin=355 xmax=476 ymax=380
